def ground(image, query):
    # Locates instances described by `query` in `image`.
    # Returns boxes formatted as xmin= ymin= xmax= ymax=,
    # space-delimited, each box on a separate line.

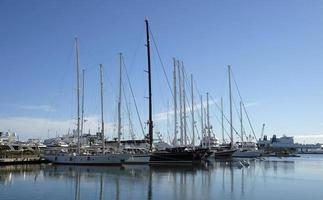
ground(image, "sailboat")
xmin=197 ymin=92 xmax=235 ymax=159
xmin=232 ymin=102 xmax=261 ymax=158
xmin=141 ymin=19 xmax=209 ymax=163
xmin=116 ymin=53 xmax=150 ymax=164
xmin=207 ymin=66 xmax=237 ymax=159
xmin=232 ymin=142 xmax=261 ymax=158
xmin=42 ymin=38 xmax=130 ymax=165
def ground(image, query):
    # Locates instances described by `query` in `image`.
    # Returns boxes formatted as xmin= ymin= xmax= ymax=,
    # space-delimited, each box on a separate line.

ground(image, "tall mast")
xmin=99 ymin=64 xmax=105 ymax=154
xmin=117 ymin=53 xmax=122 ymax=151
xmin=128 ymin=95 xmax=133 ymax=140
xmin=178 ymin=61 xmax=183 ymax=145
xmin=206 ymin=92 xmax=210 ymax=149
xmin=200 ymin=95 xmax=204 ymax=147
xmin=240 ymin=101 xmax=243 ymax=142
xmin=182 ymin=62 xmax=187 ymax=146
xmin=81 ymin=69 xmax=85 ymax=141
xmin=173 ymin=58 xmax=177 ymax=146
xmin=221 ymin=97 xmax=224 ymax=144
xmin=75 ymin=37 xmax=81 ymax=154
xmin=191 ymin=74 xmax=195 ymax=147
xmin=204 ymin=107 xmax=208 ymax=148
xmin=228 ymin=65 xmax=233 ymax=149
xmin=167 ymin=101 xmax=170 ymax=143
xmin=145 ymin=19 xmax=153 ymax=151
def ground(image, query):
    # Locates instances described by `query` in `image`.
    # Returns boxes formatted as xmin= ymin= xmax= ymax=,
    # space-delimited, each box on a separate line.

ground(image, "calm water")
xmin=1 ymin=155 xmax=323 ymax=200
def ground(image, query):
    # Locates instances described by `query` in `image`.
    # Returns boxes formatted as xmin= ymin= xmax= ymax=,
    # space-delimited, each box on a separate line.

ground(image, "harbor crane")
xmin=260 ymin=123 xmax=265 ymax=139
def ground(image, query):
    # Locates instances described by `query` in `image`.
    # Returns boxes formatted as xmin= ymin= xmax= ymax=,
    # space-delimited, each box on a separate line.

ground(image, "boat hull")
xmin=124 ymin=154 xmax=150 ymax=164
xmin=149 ymin=152 xmax=194 ymax=163
xmin=232 ymin=150 xmax=261 ymax=158
xmin=212 ymin=149 xmax=236 ymax=158
xmin=149 ymin=149 xmax=208 ymax=164
xmin=42 ymin=154 xmax=130 ymax=165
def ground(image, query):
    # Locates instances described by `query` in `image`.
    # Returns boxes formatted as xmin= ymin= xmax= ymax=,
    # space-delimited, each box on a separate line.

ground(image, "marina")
xmin=1 ymin=1 xmax=323 ymax=199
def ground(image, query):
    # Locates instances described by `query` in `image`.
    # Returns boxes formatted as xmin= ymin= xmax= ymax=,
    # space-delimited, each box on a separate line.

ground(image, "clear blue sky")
xmin=1 ymin=0 xmax=323 ymax=143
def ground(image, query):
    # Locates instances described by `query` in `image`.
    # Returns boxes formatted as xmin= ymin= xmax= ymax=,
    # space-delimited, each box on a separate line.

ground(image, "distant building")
xmin=258 ymin=134 xmax=323 ymax=153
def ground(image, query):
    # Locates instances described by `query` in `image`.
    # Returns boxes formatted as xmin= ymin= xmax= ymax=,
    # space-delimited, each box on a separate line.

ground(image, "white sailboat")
xmin=232 ymin=100 xmax=261 ymax=158
xmin=43 ymin=38 xmax=130 ymax=165
xmin=117 ymin=53 xmax=150 ymax=164
xmin=232 ymin=141 xmax=261 ymax=158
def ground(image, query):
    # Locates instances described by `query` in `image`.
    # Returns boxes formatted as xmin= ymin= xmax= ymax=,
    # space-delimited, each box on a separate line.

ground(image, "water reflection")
xmin=0 ymin=164 xmax=45 ymax=185
xmin=75 ymin=169 xmax=80 ymax=200
xmin=0 ymin=156 xmax=323 ymax=200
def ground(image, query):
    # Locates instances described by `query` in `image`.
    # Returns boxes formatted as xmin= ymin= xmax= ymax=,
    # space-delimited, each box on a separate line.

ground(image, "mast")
xmin=221 ymin=97 xmax=224 ymax=144
xmin=75 ymin=37 xmax=81 ymax=155
xmin=99 ymin=64 xmax=105 ymax=154
xmin=204 ymin=107 xmax=208 ymax=148
xmin=240 ymin=101 xmax=243 ymax=143
xmin=206 ymin=92 xmax=210 ymax=149
xmin=191 ymin=74 xmax=195 ymax=147
xmin=200 ymin=95 xmax=204 ymax=147
xmin=182 ymin=62 xmax=187 ymax=146
xmin=173 ymin=58 xmax=177 ymax=146
xmin=228 ymin=65 xmax=233 ymax=149
xmin=178 ymin=61 xmax=183 ymax=145
xmin=117 ymin=53 xmax=122 ymax=151
xmin=81 ymin=69 xmax=85 ymax=141
xmin=167 ymin=101 xmax=170 ymax=143
xmin=128 ymin=94 xmax=133 ymax=140
xmin=145 ymin=19 xmax=153 ymax=151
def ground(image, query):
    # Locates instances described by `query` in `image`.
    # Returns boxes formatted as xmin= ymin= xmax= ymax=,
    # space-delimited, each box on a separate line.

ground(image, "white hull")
xmin=43 ymin=153 xmax=130 ymax=165
xmin=124 ymin=153 xmax=150 ymax=164
xmin=232 ymin=150 xmax=261 ymax=158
